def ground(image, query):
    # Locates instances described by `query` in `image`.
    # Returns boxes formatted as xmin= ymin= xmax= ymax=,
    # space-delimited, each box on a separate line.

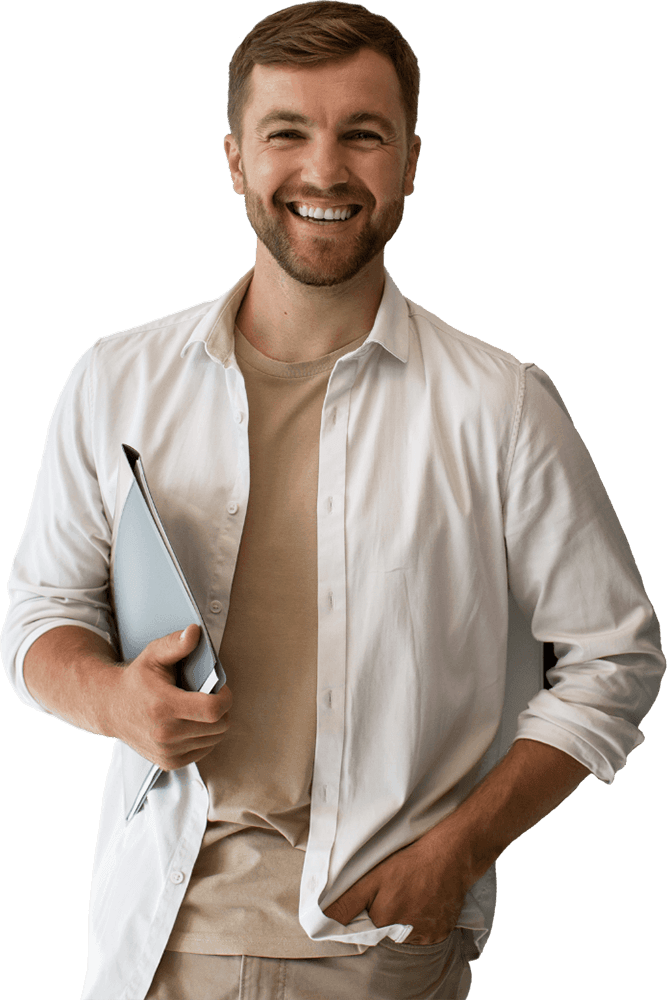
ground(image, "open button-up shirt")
xmin=2 ymin=269 xmax=663 ymax=1000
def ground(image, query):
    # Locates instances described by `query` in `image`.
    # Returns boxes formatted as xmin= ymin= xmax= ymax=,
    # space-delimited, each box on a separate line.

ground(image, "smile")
xmin=287 ymin=202 xmax=362 ymax=224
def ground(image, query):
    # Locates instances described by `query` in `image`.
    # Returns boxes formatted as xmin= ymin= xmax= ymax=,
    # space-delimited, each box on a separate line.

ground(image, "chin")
xmin=245 ymin=187 xmax=404 ymax=287
xmin=276 ymin=256 xmax=376 ymax=287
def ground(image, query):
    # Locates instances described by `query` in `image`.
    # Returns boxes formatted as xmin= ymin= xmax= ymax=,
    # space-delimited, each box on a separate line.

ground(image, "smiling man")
xmin=231 ymin=48 xmax=416 ymax=293
xmin=2 ymin=4 xmax=664 ymax=1000
xmin=226 ymin=43 xmax=420 ymax=361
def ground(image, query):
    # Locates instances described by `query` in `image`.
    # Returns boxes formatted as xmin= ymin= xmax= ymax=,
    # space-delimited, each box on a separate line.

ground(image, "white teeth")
xmin=294 ymin=203 xmax=355 ymax=222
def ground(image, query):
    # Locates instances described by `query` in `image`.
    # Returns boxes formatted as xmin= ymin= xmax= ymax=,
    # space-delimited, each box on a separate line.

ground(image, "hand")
xmin=106 ymin=623 xmax=233 ymax=770
xmin=323 ymin=832 xmax=472 ymax=945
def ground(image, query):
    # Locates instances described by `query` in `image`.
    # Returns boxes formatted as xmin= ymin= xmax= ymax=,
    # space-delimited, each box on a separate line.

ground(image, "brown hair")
xmin=228 ymin=2 xmax=419 ymax=145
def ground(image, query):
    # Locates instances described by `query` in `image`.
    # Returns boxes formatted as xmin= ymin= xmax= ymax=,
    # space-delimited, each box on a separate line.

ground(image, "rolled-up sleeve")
xmin=503 ymin=364 xmax=665 ymax=782
xmin=1 ymin=344 xmax=117 ymax=713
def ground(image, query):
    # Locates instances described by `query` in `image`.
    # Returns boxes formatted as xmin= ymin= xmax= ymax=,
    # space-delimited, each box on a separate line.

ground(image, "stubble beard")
xmin=242 ymin=180 xmax=406 ymax=288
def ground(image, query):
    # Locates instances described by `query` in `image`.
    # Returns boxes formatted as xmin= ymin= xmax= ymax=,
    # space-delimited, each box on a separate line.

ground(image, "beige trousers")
xmin=145 ymin=931 xmax=473 ymax=1000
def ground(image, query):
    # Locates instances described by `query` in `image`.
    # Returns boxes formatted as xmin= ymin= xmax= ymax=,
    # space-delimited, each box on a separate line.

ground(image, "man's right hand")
xmin=108 ymin=624 xmax=232 ymax=770
xmin=23 ymin=622 xmax=232 ymax=771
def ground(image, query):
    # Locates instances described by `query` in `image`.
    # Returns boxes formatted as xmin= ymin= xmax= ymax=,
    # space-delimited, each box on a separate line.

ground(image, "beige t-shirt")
xmin=166 ymin=326 xmax=369 ymax=957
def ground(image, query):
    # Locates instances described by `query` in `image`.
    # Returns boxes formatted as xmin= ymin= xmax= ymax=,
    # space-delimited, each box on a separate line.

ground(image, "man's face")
xmin=224 ymin=48 xmax=421 ymax=287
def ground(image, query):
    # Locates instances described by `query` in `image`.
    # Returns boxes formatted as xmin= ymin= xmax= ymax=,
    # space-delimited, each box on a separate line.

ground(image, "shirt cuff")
xmin=512 ymin=691 xmax=645 ymax=784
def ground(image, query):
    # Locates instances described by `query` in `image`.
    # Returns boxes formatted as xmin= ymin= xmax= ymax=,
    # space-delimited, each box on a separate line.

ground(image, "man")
xmin=1 ymin=3 xmax=663 ymax=999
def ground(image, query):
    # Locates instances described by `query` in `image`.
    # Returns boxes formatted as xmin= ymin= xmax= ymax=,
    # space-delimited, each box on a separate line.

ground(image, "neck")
xmin=234 ymin=241 xmax=386 ymax=362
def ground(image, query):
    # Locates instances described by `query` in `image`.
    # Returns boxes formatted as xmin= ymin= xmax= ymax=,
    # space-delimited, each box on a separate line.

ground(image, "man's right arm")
xmin=23 ymin=623 xmax=232 ymax=771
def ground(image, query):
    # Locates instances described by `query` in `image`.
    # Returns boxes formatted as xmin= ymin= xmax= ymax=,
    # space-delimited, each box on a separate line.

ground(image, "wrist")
xmin=419 ymin=803 xmax=500 ymax=888
xmin=424 ymin=740 xmax=590 ymax=884
xmin=78 ymin=655 xmax=126 ymax=738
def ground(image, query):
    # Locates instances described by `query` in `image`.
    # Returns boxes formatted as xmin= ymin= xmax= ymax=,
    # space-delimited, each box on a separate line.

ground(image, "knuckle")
xmin=159 ymin=756 xmax=181 ymax=772
xmin=144 ymin=635 xmax=165 ymax=659
xmin=217 ymin=687 xmax=233 ymax=712
xmin=205 ymin=698 xmax=231 ymax=725
xmin=202 ymin=703 xmax=220 ymax=725
xmin=152 ymin=720 xmax=176 ymax=747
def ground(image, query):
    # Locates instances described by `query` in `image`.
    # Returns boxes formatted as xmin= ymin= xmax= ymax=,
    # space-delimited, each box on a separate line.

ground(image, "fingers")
xmin=324 ymin=875 xmax=374 ymax=927
xmin=156 ymin=698 xmax=233 ymax=744
xmin=162 ymin=741 xmax=228 ymax=770
xmin=142 ymin=626 xmax=233 ymax=723
xmin=115 ymin=625 xmax=234 ymax=769
xmin=149 ymin=715 xmax=233 ymax=770
xmin=140 ymin=626 xmax=229 ymax=703
xmin=180 ymin=683 xmax=233 ymax=723
xmin=155 ymin=624 xmax=202 ymax=663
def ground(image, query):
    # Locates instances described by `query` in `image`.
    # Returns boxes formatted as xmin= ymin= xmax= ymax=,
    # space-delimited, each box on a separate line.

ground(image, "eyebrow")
xmin=255 ymin=111 xmax=312 ymax=131
xmin=254 ymin=109 xmax=399 ymax=136
xmin=345 ymin=111 xmax=398 ymax=135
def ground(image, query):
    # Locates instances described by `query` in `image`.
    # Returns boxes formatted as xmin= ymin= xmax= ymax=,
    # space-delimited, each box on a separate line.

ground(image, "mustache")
xmin=276 ymin=184 xmax=375 ymax=207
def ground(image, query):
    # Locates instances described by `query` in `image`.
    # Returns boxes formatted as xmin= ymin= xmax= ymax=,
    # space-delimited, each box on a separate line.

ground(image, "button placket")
xmin=309 ymin=363 xmax=357 ymax=878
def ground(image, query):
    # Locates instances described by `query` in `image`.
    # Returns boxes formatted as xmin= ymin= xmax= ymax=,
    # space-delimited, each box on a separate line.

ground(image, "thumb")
xmin=141 ymin=624 xmax=201 ymax=682
xmin=323 ymin=876 xmax=375 ymax=927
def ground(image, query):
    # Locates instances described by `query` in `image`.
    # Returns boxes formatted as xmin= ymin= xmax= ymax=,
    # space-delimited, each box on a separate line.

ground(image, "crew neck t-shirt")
xmin=166 ymin=325 xmax=370 ymax=957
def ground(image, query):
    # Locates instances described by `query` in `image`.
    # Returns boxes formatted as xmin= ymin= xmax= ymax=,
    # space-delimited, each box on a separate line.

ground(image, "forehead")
xmin=243 ymin=48 xmax=405 ymax=133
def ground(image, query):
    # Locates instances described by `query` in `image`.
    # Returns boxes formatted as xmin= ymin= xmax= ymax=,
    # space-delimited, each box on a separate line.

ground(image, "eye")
xmin=268 ymin=130 xmax=302 ymax=141
xmin=348 ymin=131 xmax=383 ymax=142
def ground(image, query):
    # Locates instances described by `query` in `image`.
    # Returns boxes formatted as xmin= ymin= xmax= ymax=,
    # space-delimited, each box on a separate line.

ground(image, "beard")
xmin=242 ymin=178 xmax=406 ymax=287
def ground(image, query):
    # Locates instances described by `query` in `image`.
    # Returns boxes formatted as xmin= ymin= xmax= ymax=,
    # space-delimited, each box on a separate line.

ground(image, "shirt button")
xmin=226 ymin=501 xmax=239 ymax=515
xmin=210 ymin=601 xmax=222 ymax=613
xmin=234 ymin=410 xmax=244 ymax=424
xmin=169 ymin=871 xmax=185 ymax=884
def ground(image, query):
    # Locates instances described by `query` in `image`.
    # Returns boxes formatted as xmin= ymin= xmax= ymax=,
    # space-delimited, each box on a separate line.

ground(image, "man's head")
xmin=227 ymin=2 xmax=420 ymax=149
xmin=224 ymin=3 xmax=421 ymax=287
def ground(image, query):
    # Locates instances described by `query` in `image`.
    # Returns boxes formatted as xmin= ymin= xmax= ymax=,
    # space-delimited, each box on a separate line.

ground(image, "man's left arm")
xmin=324 ymin=737 xmax=589 ymax=943
xmin=326 ymin=364 xmax=664 ymax=943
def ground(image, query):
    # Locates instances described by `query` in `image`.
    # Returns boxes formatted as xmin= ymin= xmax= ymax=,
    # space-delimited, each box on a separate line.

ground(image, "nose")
xmin=300 ymin=135 xmax=350 ymax=191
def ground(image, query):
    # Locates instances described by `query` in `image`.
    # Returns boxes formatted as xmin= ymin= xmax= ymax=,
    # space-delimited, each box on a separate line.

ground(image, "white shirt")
xmin=2 ymin=268 xmax=663 ymax=1000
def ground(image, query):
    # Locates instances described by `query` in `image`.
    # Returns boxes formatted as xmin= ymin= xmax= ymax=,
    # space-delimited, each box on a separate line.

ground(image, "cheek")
xmin=353 ymin=160 xmax=405 ymax=202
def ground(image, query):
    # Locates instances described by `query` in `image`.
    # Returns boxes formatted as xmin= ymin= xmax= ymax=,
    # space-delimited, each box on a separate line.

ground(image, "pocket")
xmin=377 ymin=929 xmax=458 ymax=956
xmin=370 ymin=930 xmax=467 ymax=1000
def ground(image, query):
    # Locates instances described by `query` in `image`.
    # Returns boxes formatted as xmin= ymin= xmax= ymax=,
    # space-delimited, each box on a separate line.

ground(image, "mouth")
xmin=287 ymin=202 xmax=363 ymax=225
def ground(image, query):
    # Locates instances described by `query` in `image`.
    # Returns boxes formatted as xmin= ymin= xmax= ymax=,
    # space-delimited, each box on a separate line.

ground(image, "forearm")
xmin=419 ymin=738 xmax=591 ymax=882
xmin=23 ymin=625 xmax=122 ymax=736
xmin=22 ymin=624 xmax=232 ymax=771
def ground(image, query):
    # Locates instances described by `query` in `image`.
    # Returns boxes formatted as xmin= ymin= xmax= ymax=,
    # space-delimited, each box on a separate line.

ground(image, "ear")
xmin=224 ymin=133 xmax=245 ymax=195
xmin=403 ymin=135 xmax=421 ymax=197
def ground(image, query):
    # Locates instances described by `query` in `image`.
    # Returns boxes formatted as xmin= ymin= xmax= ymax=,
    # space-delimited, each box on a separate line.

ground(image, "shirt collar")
xmin=181 ymin=268 xmax=254 ymax=366
xmin=181 ymin=266 xmax=409 ymax=366
xmin=363 ymin=269 xmax=409 ymax=363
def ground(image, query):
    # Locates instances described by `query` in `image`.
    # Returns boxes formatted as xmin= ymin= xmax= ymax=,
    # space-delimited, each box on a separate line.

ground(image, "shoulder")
xmin=403 ymin=296 xmax=530 ymax=415
xmin=407 ymin=298 xmax=523 ymax=371
xmin=90 ymin=299 xmax=215 ymax=366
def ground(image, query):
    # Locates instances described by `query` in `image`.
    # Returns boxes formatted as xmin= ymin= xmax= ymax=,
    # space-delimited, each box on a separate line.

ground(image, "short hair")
xmin=228 ymin=2 xmax=420 ymax=145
